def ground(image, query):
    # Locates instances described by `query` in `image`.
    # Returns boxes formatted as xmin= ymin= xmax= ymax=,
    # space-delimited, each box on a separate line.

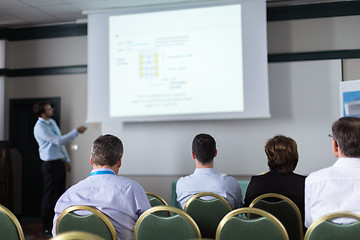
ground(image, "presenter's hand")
xmin=77 ymin=125 xmax=87 ymax=133
xmin=65 ymin=162 xmax=71 ymax=172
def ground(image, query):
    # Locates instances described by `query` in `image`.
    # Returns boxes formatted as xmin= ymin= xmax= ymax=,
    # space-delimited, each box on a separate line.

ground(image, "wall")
xmin=4 ymin=14 xmax=360 ymax=204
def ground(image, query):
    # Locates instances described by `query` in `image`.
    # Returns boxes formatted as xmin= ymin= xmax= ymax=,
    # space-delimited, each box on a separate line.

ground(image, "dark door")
xmin=9 ymin=97 xmax=60 ymax=217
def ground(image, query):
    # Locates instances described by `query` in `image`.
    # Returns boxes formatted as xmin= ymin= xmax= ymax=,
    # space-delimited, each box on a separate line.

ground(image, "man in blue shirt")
xmin=176 ymin=133 xmax=243 ymax=209
xmin=52 ymin=134 xmax=151 ymax=240
xmin=33 ymin=102 xmax=87 ymax=237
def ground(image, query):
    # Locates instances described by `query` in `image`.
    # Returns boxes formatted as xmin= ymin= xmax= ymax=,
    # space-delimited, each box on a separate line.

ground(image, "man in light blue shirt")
xmin=52 ymin=134 xmax=151 ymax=240
xmin=176 ymin=133 xmax=244 ymax=210
xmin=33 ymin=102 xmax=87 ymax=237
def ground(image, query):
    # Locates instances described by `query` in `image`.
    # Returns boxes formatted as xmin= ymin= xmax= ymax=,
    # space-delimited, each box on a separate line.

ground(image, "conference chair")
xmin=55 ymin=205 xmax=117 ymax=240
xmin=146 ymin=192 xmax=171 ymax=217
xmin=184 ymin=192 xmax=232 ymax=239
xmin=146 ymin=192 xmax=168 ymax=207
xmin=51 ymin=231 xmax=105 ymax=240
xmin=0 ymin=204 xmax=25 ymax=240
xmin=304 ymin=212 xmax=360 ymax=240
xmin=216 ymin=207 xmax=289 ymax=240
xmin=134 ymin=205 xmax=201 ymax=240
xmin=249 ymin=193 xmax=304 ymax=240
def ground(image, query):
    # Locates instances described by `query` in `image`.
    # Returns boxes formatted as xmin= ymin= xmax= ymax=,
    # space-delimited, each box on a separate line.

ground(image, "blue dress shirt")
xmin=33 ymin=118 xmax=78 ymax=162
xmin=176 ymin=168 xmax=244 ymax=209
xmin=52 ymin=168 xmax=151 ymax=240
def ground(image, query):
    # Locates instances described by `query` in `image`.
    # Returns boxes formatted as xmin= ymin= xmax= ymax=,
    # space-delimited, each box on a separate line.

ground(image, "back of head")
xmin=265 ymin=135 xmax=298 ymax=174
xmin=192 ymin=133 xmax=216 ymax=164
xmin=33 ymin=102 xmax=49 ymax=117
xmin=91 ymin=134 xmax=124 ymax=167
xmin=332 ymin=117 xmax=360 ymax=157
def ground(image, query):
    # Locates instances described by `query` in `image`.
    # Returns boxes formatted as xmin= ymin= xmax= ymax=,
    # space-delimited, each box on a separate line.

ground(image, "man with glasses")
xmin=305 ymin=117 xmax=360 ymax=227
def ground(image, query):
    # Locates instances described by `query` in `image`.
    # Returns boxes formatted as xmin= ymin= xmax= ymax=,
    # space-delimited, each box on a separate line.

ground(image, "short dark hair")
xmin=33 ymin=102 xmax=49 ymax=117
xmin=192 ymin=133 xmax=216 ymax=164
xmin=91 ymin=134 xmax=124 ymax=167
xmin=332 ymin=117 xmax=360 ymax=157
xmin=265 ymin=135 xmax=298 ymax=174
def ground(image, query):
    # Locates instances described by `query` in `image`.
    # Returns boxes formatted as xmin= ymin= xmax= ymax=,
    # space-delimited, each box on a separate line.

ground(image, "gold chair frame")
xmin=146 ymin=192 xmax=168 ymax=206
xmin=134 ymin=205 xmax=202 ymax=240
xmin=249 ymin=193 xmax=304 ymax=239
xmin=56 ymin=205 xmax=117 ymax=240
xmin=215 ymin=207 xmax=289 ymax=240
xmin=0 ymin=204 xmax=25 ymax=240
xmin=304 ymin=211 xmax=360 ymax=240
xmin=184 ymin=192 xmax=232 ymax=211
xmin=51 ymin=231 xmax=105 ymax=240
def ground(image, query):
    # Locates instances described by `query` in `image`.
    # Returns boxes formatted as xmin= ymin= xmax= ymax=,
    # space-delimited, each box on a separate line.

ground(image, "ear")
xmin=332 ymin=139 xmax=340 ymax=157
xmin=89 ymin=155 xmax=94 ymax=166
xmin=214 ymin=149 xmax=218 ymax=158
xmin=191 ymin=152 xmax=196 ymax=160
xmin=117 ymin=156 xmax=122 ymax=168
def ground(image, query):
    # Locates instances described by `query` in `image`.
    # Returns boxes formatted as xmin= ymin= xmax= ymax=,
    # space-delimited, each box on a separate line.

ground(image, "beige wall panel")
xmin=268 ymin=15 xmax=360 ymax=54
xmin=6 ymin=36 xmax=87 ymax=69
xmin=343 ymin=59 xmax=360 ymax=81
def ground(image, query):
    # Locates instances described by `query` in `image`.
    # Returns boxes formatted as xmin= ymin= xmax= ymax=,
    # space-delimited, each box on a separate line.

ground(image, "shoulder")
xmin=291 ymin=172 xmax=306 ymax=180
xmin=176 ymin=174 xmax=192 ymax=187
xmin=305 ymin=166 xmax=332 ymax=184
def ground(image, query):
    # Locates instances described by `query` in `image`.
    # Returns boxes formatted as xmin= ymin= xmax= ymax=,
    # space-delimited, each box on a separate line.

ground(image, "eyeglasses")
xmin=328 ymin=134 xmax=333 ymax=138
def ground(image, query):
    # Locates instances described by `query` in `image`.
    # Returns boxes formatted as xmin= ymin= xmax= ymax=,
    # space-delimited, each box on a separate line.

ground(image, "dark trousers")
xmin=41 ymin=160 xmax=66 ymax=231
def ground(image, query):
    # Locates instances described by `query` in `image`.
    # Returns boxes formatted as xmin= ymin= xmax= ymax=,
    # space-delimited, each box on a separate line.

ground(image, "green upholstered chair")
xmin=134 ymin=205 xmax=201 ymax=240
xmin=55 ymin=206 xmax=117 ymax=240
xmin=304 ymin=212 xmax=360 ymax=240
xmin=216 ymin=207 xmax=289 ymax=240
xmin=146 ymin=192 xmax=171 ymax=217
xmin=184 ymin=192 xmax=232 ymax=239
xmin=51 ymin=231 xmax=105 ymax=240
xmin=249 ymin=193 xmax=304 ymax=240
xmin=0 ymin=204 xmax=25 ymax=240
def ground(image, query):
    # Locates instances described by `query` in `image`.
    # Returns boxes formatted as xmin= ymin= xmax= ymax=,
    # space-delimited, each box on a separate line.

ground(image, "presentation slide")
xmin=108 ymin=5 xmax=243 ymax=118
xmin=86 ymin=0 xmax=269 ymax=122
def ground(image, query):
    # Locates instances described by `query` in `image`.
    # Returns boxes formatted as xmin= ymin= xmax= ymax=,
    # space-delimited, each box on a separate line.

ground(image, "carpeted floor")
xmin=21 ymin=219 xmax=51 ymax=240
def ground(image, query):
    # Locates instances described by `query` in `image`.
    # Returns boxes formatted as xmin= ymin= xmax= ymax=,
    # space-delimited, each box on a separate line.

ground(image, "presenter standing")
xmin=33 ymin=102 xmax=87 ymax=237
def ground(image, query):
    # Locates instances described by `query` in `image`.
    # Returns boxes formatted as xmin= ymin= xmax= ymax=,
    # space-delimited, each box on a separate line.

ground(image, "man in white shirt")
xmin=305 ymin=117 xmax=360 ymax=228
xmin=176 ymin=133 xmax=243 ymax=210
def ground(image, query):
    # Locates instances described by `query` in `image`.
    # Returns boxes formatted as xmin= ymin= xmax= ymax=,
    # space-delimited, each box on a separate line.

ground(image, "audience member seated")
xmin=52 ymin=134 xmax=151 ymax=240
xmin=244 ymin=135 xmax=306 ymax=220
xmin=305 ymin=117 xmax=360 ymax=228
xmin=176 ymin=133 xmax=244 ymax=209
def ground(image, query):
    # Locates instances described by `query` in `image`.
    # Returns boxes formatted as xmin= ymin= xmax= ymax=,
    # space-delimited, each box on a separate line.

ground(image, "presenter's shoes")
xmin=42 ymin=229 xmax=52 ymax=238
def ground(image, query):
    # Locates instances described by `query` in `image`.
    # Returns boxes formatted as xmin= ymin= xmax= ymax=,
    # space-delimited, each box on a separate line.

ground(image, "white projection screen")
xmin=86 ymin=0 xmax=269 ymax=122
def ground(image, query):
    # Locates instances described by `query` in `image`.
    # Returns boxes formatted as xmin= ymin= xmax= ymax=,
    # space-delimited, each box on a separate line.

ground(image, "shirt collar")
xmin=90 ymin=168 xmax=116 ymax=174
xmin=39 ymin=117 xmax=50 ymax=124
xmin=194 ymin=168 xmax=217 ymax=174
xmin=333 ymin=157 xmax=360 ymax=168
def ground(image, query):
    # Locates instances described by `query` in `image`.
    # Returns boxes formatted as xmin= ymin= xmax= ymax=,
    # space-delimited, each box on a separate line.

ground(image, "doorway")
xmin=9 ymin=97 xmax=60 ymax=217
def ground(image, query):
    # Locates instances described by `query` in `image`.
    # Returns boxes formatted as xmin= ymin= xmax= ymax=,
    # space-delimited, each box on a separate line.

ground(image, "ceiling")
xmin=0 ymin=0 xmax=354 ymax=28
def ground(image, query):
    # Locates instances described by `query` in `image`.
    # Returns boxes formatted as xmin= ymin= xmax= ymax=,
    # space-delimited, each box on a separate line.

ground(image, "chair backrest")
xmin=146 ymin=192 xmax=168 ymax=206
xmin=0 ymin=204 xmax=25 ymax=240
xmin=134 ymin=205 xmax=201 ymax=240
xmin=146 ymin=192 xmax=171 ymax=217
xmin=216 ymin=207 xmax=289 ymax=240
xmin=56 ymin=206 xmax=117 ymax=240
xmin=184 ymin=192 xmax=232 ymax=239
xmin=51 ymin=231 xmax=105 ymax=240
xmin=304 ymin=212 xmax=360 ymax=240
xmin=249 ymin=193 xmax=303 ymax=240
